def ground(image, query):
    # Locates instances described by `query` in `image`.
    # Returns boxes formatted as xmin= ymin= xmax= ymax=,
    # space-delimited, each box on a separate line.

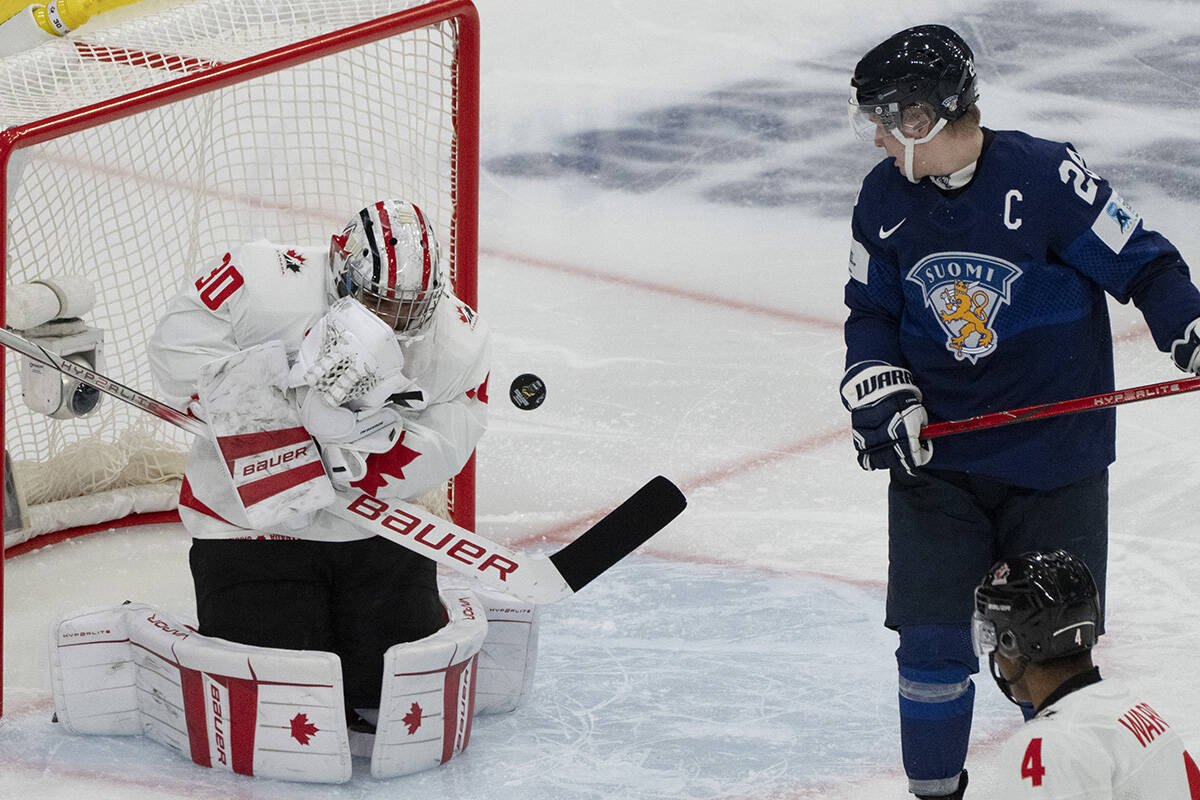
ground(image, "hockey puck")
xmin=509 ymin=373 xmax=547 ymax=410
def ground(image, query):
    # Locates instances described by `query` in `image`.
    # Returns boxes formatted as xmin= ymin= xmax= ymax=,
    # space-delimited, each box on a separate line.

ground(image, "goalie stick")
xmin=0 ymin=325 xmax=687 ymax=603
xmin=325 ymin=476 xmax=685 ymax=604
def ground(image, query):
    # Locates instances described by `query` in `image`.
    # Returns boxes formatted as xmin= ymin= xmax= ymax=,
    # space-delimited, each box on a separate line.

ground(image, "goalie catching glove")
xmin=290 ymin=297 xmax=428 ymax=490
xmin=290 ymin=296 xmax=424 ymax=411
xmin=840 ymin=361 xmax=932 ymax=476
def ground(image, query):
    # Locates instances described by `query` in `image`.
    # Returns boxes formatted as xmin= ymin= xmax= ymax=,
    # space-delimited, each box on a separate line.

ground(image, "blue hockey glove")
xmin=1170 ymin=318 xmax=1200 ymax=374
xmin=839 ymin=361 xmax=932 ymax=476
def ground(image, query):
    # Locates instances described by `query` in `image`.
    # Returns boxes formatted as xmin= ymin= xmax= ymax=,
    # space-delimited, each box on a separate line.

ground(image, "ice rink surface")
xmin=5 ymin=0 xmax=1200 ymax=797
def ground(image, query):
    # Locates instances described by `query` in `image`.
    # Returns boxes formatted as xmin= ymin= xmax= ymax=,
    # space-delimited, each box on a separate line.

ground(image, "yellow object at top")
xmin=0 ymin=0 xmax=143 ymax=36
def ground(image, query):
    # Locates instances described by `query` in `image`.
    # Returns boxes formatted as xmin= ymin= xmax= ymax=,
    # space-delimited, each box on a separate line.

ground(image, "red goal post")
xmin=0 ymin=0 xmax=479 ymax=717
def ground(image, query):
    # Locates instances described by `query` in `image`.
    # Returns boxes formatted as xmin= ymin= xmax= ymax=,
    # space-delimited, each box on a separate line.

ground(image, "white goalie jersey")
xmin=149 ymin=240 xmax=490 ymax=540
xmin=997 ymin=678 xmax=1199 ymax=799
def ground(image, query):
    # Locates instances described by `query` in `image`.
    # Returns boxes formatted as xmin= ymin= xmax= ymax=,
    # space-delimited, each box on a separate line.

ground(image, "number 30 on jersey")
xmin=195 ymin=253 xmax=245 ymax=311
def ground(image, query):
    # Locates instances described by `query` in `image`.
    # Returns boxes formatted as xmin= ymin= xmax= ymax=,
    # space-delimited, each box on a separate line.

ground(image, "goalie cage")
xmin=0 ymin=0 xmax=480 ymax=718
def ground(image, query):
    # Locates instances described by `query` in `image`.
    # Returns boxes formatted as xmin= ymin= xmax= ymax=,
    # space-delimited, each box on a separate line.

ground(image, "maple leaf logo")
xmin=455 ymin=302 xmax=478 ymax=327
xmin=402 ymin=702 xmax=423 ymax=735
xmin=289 ymin=712 xmax=319 ymax=745
xmin=282 ymin=249 xmax=306 ymax=273
xmin=350 ymin=435 xmax=421 ymax=496
xmin=466 ymin=373 xmax=489 ymax=404
xmin=330 ymin=231 xmax=351 ymax=257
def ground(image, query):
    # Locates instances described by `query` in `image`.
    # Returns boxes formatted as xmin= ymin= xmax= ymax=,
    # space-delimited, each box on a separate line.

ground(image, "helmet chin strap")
xmin=989 ymin=652 xmax=1030 ymax=707
xmin=889 ymin=117 xmax=948 ymax=183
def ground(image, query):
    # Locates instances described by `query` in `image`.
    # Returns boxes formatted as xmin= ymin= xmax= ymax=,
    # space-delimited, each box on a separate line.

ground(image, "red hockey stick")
xmin=922 ymin=376 xmax=1200 ymax=440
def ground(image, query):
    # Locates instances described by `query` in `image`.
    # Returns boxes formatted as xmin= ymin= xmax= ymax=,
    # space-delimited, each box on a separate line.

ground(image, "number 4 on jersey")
xmin=1021 ymin=739 xmax=1200 ymax=794
xmin=1022 ymin=737 xmax=1046 ymax=787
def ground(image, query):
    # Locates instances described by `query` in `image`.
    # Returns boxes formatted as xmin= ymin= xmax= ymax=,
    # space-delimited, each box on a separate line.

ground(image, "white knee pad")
xmin=472 ymin=587 xmax=540 ymax=715
xmin=50 ymin=604 xmax=351 ymax=783
xmin=369 ymin=587 xmax=488 ymax=778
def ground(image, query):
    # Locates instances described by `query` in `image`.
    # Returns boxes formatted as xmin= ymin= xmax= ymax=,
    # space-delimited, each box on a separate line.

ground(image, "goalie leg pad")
xmin=50 ymin=604 xmax=142 ymax=736
xmin=471 ymin=587 xmax=540 ymax=715
xmin=50 ymin=603 xmax=352 ymax=784
xmin=369 ymin=588 xmax=488 ymax=779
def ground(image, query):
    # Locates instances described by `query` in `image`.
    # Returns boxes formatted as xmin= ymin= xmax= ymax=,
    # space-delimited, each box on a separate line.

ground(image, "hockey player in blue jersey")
xmin=839 ymin=24 xmax=1200 ymax=800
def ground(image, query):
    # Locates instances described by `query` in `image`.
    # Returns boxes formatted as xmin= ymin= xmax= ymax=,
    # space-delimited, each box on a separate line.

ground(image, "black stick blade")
xmin=548 ymin=476 xmax=687 ymax=593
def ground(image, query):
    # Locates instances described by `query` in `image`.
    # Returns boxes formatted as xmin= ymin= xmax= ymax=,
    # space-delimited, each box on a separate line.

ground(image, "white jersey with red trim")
xmin=148 ymin=239 xmax=490 ymax=540
xmin=997 ymin=678 xmax=1200 ymax=799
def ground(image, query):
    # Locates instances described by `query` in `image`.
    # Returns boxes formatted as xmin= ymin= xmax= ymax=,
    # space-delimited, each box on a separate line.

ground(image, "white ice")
xmin=5 ymin=1 xmax=1200 ymax=798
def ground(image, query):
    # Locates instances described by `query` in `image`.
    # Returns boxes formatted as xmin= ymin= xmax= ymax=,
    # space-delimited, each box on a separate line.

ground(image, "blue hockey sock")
xmin=896 ymin=624 xmax=977 ymax=797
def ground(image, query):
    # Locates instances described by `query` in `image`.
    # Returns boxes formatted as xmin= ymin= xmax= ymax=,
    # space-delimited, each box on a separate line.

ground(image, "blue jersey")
xmin=844 ymin=130 xmax=1200 ymax=488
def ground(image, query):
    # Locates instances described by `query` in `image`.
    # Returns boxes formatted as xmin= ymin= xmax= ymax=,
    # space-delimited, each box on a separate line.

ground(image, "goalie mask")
xmin=330 ymin=199 xmax=445 ymax=334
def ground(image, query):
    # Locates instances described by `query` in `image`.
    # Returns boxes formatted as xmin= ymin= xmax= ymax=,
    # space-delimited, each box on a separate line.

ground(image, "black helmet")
xmin=849 ymin=24 xmax=978 ymax=139
xmin=972 ymin=549 xmax=1100 ymax=664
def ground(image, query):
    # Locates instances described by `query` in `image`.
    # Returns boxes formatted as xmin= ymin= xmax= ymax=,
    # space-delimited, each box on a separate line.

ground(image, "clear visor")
xmin=847 ymin=89 xmax=940 ymax=142
xmin=971 ymin=612 xmax=997 ymax=658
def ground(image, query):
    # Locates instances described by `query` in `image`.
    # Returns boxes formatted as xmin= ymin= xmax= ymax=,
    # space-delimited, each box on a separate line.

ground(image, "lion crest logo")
xmin=906 ymin=252 xmax=1022 ymax=364
xmin=939 ymin=279 xmax=994 ymax=356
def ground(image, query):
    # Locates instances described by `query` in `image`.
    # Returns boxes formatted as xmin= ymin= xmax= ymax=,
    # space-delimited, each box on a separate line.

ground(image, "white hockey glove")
xmin=320 ymin=444 xmax=369 ymax=489
xmin=294 ymin=385 xmax=404 ymax=490
xmin=294 ymin=385 xmax=404 ymax=446
xmin=840 ymin=361 xmax=932 ymax=476
xmin=1170 ymin=317 xmax=1200 ymax=374
xmin=290 ymin=297 xmax=422 ymax=411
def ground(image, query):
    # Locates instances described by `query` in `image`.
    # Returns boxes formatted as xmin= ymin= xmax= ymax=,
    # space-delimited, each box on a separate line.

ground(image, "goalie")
xmin=145 ymin=199 xmax=499 ymax=771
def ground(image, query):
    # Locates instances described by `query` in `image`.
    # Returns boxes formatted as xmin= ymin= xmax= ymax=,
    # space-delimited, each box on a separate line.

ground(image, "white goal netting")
xmin=0 ymin=0 xmax=476 ymax=548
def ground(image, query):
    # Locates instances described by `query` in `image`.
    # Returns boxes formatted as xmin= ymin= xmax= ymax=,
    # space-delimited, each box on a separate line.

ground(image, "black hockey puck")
xmin=509 ymin=373 xmax=547 ymax=410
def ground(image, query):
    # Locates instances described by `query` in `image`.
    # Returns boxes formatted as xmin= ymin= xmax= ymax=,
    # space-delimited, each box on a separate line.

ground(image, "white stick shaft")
xmin=324 ymin=491 xmax=572 ymax=603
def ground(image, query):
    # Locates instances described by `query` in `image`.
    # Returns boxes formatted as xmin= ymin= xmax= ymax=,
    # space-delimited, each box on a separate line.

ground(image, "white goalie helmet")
xmin=329 ymin=199 xmax=445 ymax=334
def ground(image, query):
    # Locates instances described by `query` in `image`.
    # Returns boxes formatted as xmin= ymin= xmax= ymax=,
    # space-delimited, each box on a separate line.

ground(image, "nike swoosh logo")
xmin=878 ymin=219 xmax=906 ymax=239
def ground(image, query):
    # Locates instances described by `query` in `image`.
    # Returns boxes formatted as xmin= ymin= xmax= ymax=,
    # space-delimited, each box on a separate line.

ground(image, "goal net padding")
xmin=0 ymin=0 xmax=479 ymax=559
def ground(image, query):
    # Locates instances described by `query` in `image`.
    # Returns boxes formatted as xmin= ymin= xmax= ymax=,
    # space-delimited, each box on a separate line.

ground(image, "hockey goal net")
xmin=0 ymin=0 xmax=478 ymax=712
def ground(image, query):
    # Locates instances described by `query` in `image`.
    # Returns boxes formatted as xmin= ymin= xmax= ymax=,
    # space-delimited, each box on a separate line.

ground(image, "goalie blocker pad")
xmin=197 ymin=341 xmax=334 ymax=530
xmin=50 ymin=603 xmax=352 ymax=783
